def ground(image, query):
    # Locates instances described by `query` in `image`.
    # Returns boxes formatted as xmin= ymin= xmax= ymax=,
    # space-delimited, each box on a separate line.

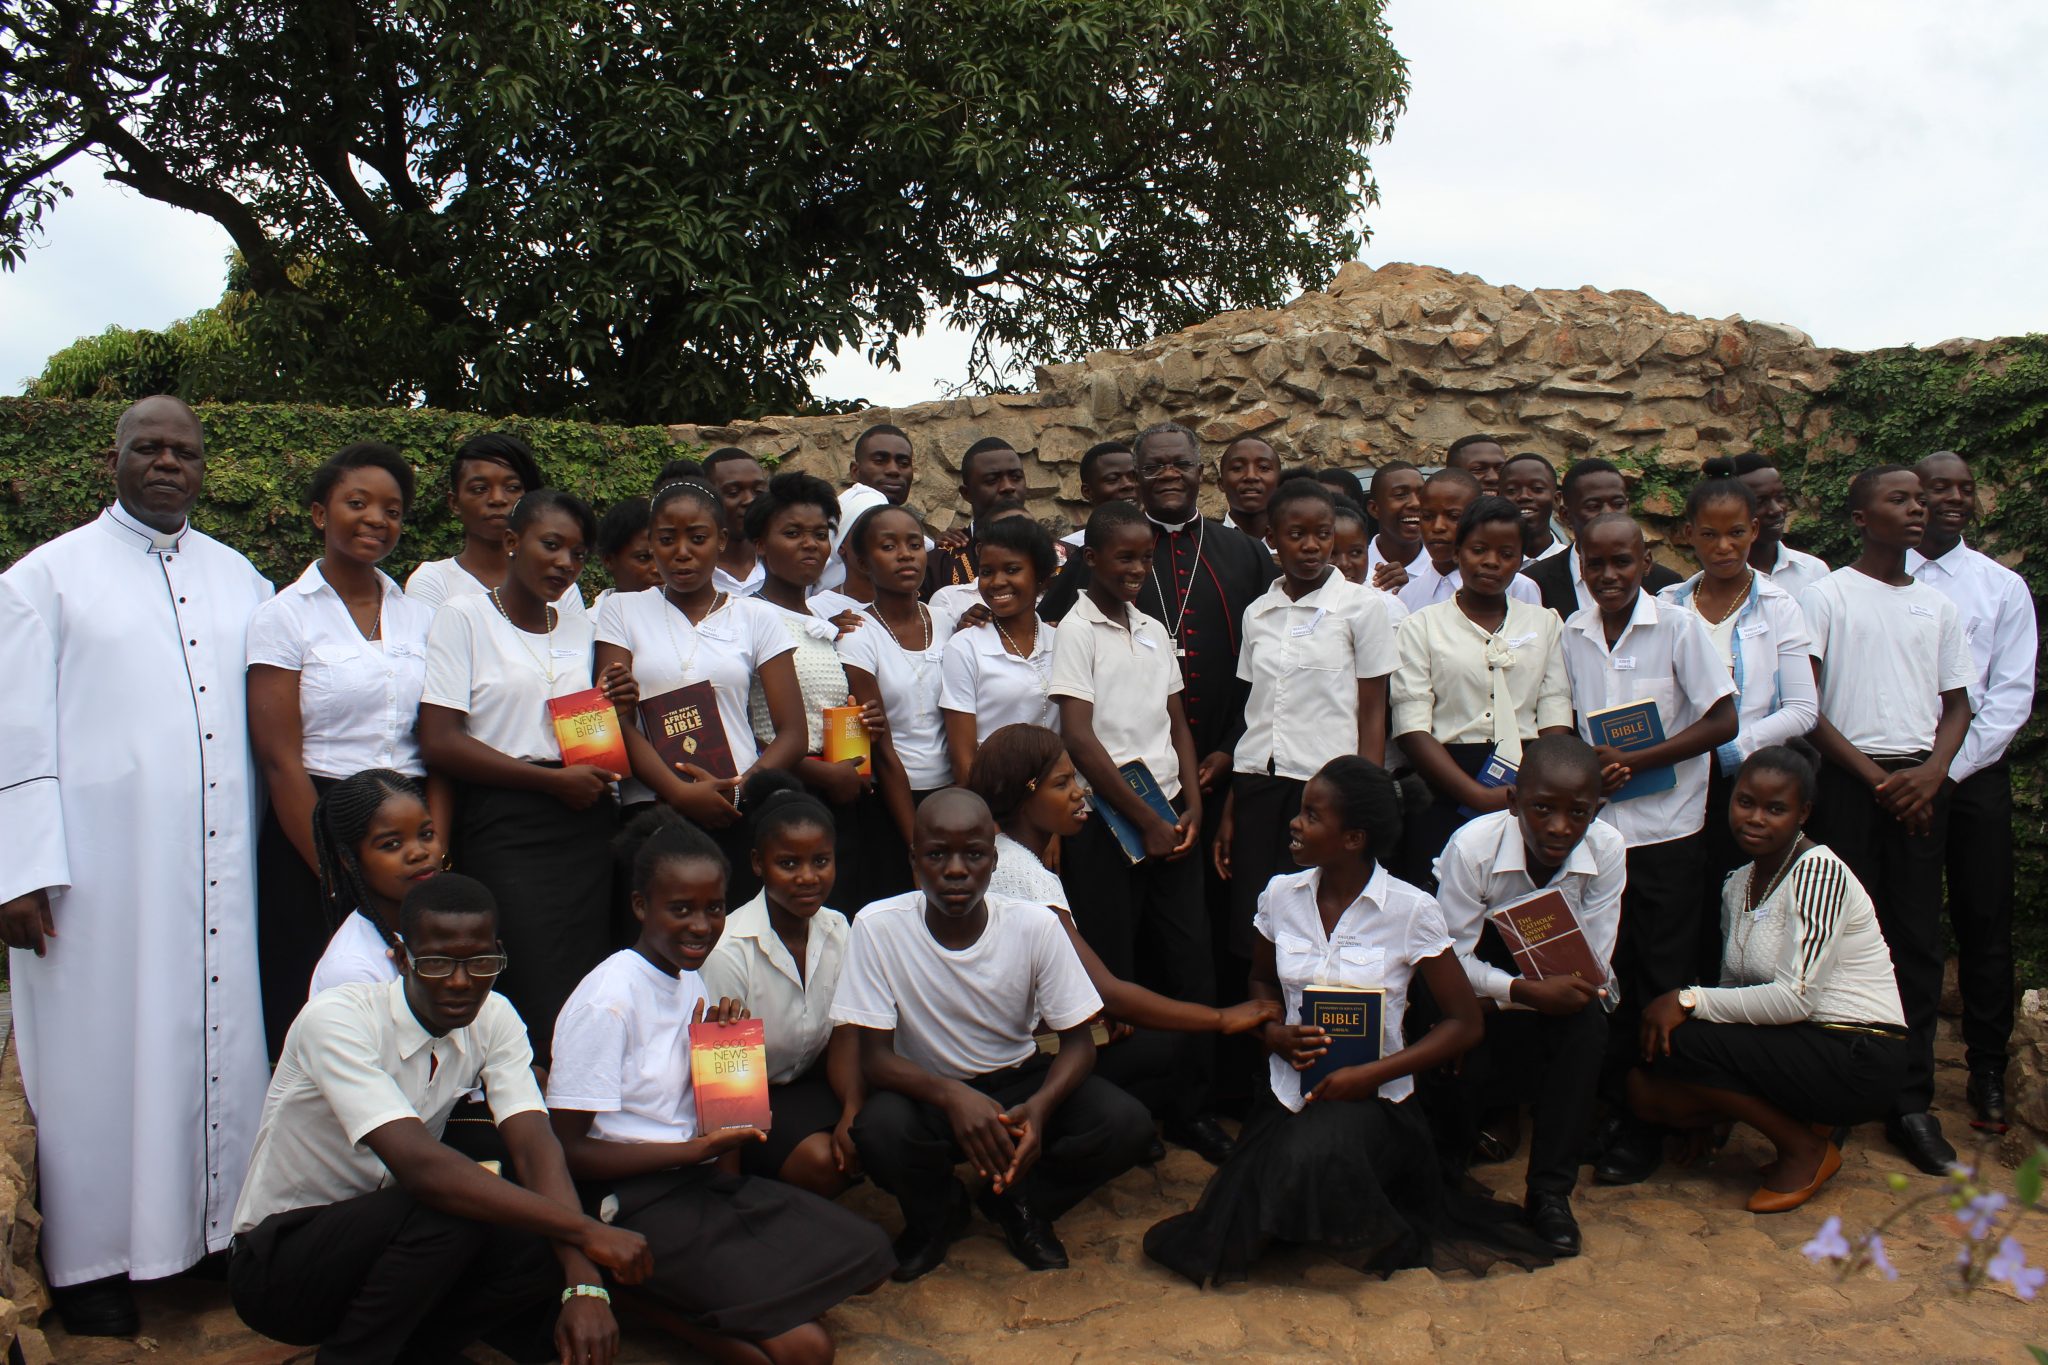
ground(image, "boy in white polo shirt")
xmin=1559 ymin=514 xmax=1736 ymax=1186
xmin=834 ymin=791 xmax=1152 ymax=1282
xmin=1803 ymin=463 xmax=1975 ymax=1175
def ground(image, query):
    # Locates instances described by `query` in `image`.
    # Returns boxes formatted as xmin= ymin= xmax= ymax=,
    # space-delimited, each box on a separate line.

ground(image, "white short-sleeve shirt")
xmin=939 ymin=620 xmax=1060 ymax=743
xmin=1800 ymin=568 xmax=1977 ymax=758
xmin=594 ymin=588 xmax=795 ymax=801
xmin=234 ymin=980 xmax=545 ymax=1232
xmin=830 ymin=892 xmax=1102 ymax=1081
xmin=1233 ymin=573 xmax=1399 ymax=780
xmin=1047 ymin=593 xmax=1184 ymax=800
xmin=1254 ymin=864 xmax=1452 ymax=1109
xmin=421 ymin=593 xmax=598 ymax=762
xmin=308 ymin=910 xmax=399 ymax=999
xmin=836 ymin=605 xmax=956 ymax=790
xmin=546 ymin=950 xmax=709 ymax=1145
xmin=1764 ymin=541 xmax=1831 ymax=603
xmin=406 ymin=557 xmax=587 ymax=618
xmin=1561 ymin=590 xmax=1736 ymax=848
xmin=247 ymin=562 xmax=437 ymax=778
xmin=698 ymin=893 xmax=850 ymax=1084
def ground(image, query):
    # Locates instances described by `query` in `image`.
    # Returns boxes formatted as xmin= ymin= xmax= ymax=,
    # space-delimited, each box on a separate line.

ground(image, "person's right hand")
xmin=687 ymin=1127 xmax=769 ymax=1165
xmin=1596 ymin=761 xmax=1632 ymax=796
xmin=1510 ymin=974 xmax=1603 ymax=1017
xmin=578 ymin=1222 xmax=653 ymax=1283
xmin=1372 ymin=560 xmax=1409 ymax=593
xmin=553 ymin=765 xmax=617 ymax=811
xmin=941 ymin=1083 xmax=1016 ymax=1182
xmin=1261 ymin=1020 xmax=1330 ymax=1071
xmin=672 ymin=764 xmax=742 ymax=827
xmin=1140 ymin=813 xmax=1180 ymax=861
xmin=1212 ymin=803 xmax=1235 ymax=881
xmin=1218 ymin=999 xmax=1282 ymax=1034
xmin=555 ymin=1294 xmax=620 ymax=1365
xmin=0 ymin=889 xmax=54 ymax=957
xmin=810 ymin=756 xmax=868 ymax=805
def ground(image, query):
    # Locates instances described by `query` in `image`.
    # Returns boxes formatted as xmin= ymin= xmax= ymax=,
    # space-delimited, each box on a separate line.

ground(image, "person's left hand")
xmin=1196 ymin=751 xmax=1232 ymax=793
xmin=956 ymin=601 xmax=993 ymax=630
xmin=555 ymin=1294 xmax=620 ymax=1365
xmin=1597 ymin=760 xmax=1633 ymax=795
xmin=831 ymin=1106 xmax=862 ymax=1176
xmin=1875 ymin=762 xmax=1945 ymax=826
xmin=855 ymin=694 xmax=889 ymax=742
xmin=935 ymin=528 xmax=971 ymax=553
xmin=997 ymin=1103 xmax=1043 ymax=1190
xmin=598 ymin=661 xmax=639 ymax=709
xmin=1638 ymin=989 xmax=1690 ymax=1061
xmin=1306 ymin=1064 xmax=1378 ymax=1104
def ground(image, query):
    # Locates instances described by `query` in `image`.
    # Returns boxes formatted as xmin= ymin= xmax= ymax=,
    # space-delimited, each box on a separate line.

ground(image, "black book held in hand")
xmin=1299 ymin=985 xmax=1385 ymax=1092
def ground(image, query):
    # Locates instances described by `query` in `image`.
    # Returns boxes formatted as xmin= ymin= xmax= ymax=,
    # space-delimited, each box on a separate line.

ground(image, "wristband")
xmin=562 ymin=1284 xmax=611 ymax=1306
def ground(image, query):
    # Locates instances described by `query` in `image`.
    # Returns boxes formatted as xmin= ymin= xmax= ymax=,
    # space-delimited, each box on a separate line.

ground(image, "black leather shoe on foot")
xmin=976 ymin=1187 xmax=1069 ymax=1271
xmin=1593 ymin=1122 xmax=1662 ymax=1186
xmin=1137 ymin=1135 xmax=1168 ymax=1167
xmin=1967 ymin=1068 xmax=2010 ymax=1133
xmin=1163 ymin=1115 xmax=1237 ymax=1166
xmin=53 ymin=1276 xmax=140 ymax=1337
xmin=1885 ymin=1112 xmax=1959 ymax=1176
xmin=890 ymin=1180 xmax=970 ymax=1282
xmin=1524 ymin=1192 xmax=1581 ymax=1257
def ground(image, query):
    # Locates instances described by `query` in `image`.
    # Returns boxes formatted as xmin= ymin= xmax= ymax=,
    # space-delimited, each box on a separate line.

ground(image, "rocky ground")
xmin=42 ymin=1032 xmax=2048 ymax=1365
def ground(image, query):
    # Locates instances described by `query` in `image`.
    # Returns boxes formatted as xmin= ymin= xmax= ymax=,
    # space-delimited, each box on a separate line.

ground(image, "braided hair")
xmin=741 ymin=768 xmax=836 ymax=846
xmin=615 ymin=805 xmax=729 ymax=896
xmin=1312 ymin=755 xmax=1415 ymax=870
xmin=312 ymin=769 xmax=427 ymax=934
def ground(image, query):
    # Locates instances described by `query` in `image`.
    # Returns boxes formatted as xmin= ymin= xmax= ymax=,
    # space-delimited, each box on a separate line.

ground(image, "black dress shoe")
xmin=1137 ymin=1135 xmax=1168 ymax=1167
xmin=1163 ymin=1114 xmax=1237 ymax=1166
xmin=1968 ymin=1069 xmax=2010 ymax=1133
xmin=1593 ymin=1120 xmax=1662 ymax=1186
xmin=52 ymin=1276 xmax=140 ymax=1337
xmin=976 ymin=1186 xmax=1069 ymax=1271
xmin=890 ymin=1179 xmax=970 ymax=1282
xmin=1885 ymin=1112 xmax=1959 ymax=1176
xmin=1524 ymin=1191 xmax=1581 ymax=1257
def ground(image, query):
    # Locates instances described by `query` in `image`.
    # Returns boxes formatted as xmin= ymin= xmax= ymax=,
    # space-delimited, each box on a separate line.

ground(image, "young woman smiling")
xmin=939 ymin=514 xmax=1061 ymax=783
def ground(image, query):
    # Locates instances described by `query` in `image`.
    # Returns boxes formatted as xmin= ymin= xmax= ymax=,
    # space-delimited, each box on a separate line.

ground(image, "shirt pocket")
xmin=1330 ymin=942 xmax=1386 ymax=989
xmin=300 ymin=642 xmax=367 ymax=701
xmin=1273 ymin=930 xmax=1323 ymax=988
xmin=1291 ymin=624 xmax=1353 ymax=672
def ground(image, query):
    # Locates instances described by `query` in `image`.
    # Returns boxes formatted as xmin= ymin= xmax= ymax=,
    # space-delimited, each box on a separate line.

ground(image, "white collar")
xmin=1306 ymin=862 xmax=1392 ymax=922
xmin=1250 ymin=571 xmax=1342 ymax=616
xmin=288 ymin=560 xmax=402 ymax=600
xmin=106 ymin=500 xmax=187 ymax=551
xmin=1906 ymin=538 xmax=1971 ymax=575
xmin=1570 ymin=586 xmax=1659 ymax=641
xmin=1147 ymin=511 xmax=1199 ymax=534
xmin=1489 ymin=811 xmax=1602 ymax=880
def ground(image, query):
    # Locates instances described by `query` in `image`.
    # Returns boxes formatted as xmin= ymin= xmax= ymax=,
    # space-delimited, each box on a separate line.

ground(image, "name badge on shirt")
xmin=1506 ymin=633 xmax=1537 ymax=649
xmin=1135 ymin=634 xmax=1159 ymax=651
xmin=1612 ymin=656 xmax=1637 ymax=670
xmin=1908 ymin=604 xmax=1934 ymax=619
xmin=550 ymin=647 xmax=582 ymax=659
xmin=1737 ymin=621 xmax=1768 ymax=639
xmin=1289 ymin=609 xmax=1327 ymax=638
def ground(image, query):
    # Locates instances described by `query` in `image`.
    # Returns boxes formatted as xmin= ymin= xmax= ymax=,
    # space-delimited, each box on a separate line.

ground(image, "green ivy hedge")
xmin=0 ymin=399 xmax=689 ymax=590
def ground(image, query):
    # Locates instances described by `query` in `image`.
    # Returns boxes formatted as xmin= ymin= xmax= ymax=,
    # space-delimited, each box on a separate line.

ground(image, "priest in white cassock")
xmin=0 ymin=396 xmax=272 ymax=1337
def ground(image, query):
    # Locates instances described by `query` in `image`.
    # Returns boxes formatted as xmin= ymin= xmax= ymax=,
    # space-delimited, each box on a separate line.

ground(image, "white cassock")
xmin=0 ymin=504 xmax=271 ymax=1286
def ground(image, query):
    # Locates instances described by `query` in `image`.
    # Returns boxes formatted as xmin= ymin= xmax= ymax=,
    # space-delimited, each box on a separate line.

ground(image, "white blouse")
xmin=1233 ymin=573 xmax=1399 ymax=780
xmin=247 ymin=562 xmax=436 ymax=777
xmin=698 ymin=892 xmax=850 ymax=1084
xmin=837 ymin=604 xmax=956 ymax=790
xmin=987 ymin=832 xmax=1070 ymax=909
xmin=939 ymin=621 xmax=1059 ymax=743
xmin=421 ymin=594 xmax=597 ymax=763
xmin=1390 ymin=596 xmax=1573 ymax=760
xmin=406 ymin=557 xmax=587 ymax=617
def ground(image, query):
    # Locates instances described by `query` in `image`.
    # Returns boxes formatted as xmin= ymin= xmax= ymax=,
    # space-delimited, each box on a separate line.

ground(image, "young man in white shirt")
xmin=821 ymin=423 xmax=918 ymax=591
xmin=229 ymin=875 xmax=648 ymax=1363
xmin=1402 ymin=469 xmax=1544 ymax=612
xmin=1560 ymin=514 xmax=1737 ymax=1185
xmin=1801 ymin=464 xmax=1976 ymax=1174
xmin=1058 ymin=441 xmax=1139 ymax=560
xmin=1732 ymin=454 xmax=1831 ymax=600
xmin=1500 ymin=452 xmax=1569 ymax=564
xmin=1364 ymin=460 xmax=1427 ymax=596
xmin=1218 ymin=436 xmax=1282 ymax=549
xmin=703 ymin=447 xmax=770 ymax=597
xmin=1433 ymin=736 xmax=1624 ymax=1256
xmin=1908 ymin=451 xmax=2035 ymax=1133
xmin=833 ymin=790 xmax=1152 ymax=1281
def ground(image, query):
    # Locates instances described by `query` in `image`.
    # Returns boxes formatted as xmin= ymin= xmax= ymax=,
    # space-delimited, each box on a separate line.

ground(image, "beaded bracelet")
xmin=562 ymin=1284 xmax=612 ymax=1305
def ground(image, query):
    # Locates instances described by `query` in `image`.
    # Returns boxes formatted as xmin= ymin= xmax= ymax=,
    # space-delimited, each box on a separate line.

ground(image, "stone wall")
xmin=0 ymin=1029 xmax=50 ymax=1361
xmin=671 ymin=262 xmax=1843 ymax=533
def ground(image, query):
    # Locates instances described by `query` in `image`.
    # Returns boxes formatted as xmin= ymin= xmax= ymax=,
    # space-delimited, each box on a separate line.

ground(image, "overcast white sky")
xmin=2 ymin=0 xmax=2042 ymax=407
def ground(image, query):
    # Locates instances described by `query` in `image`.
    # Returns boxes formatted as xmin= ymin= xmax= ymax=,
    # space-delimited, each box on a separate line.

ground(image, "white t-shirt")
xmin=830 ymin=892 xmax=1101 ymax=1080
xmin=1048 ymin=593 xmax=1184 ymax=800
xmin=421 ymin=593 xmax=598 ymax=762
xmin=1233 ymin=573 xmax=1399 ymax=780
xmin=247 ymin=562 xmax=437 ymax=778
xmin=987 ymin=832 xmax=1070 ymax=910
xmin=929 ymin=583 xmax=984 ymax=635
xmin=836 ymin=604 xmax=956 ymax=790
xmin=939 ymin=620 xmax=1060 ymax=743
xmin=698 ymin=893 xmax=850 ymax=1083
xmin=1255 ymin=864 xmax=1452 ymax=1110
xmin=1801 ymin=568 xmax=1976 ymax=757
xmin=547 ymin=950 xmax=709 ymax=1145
xmin=308 ymin=910 xmax=399 ymax=998
xmin=406 ymin=557 xmax=587 ymax=618
xmin=595 ymin=588 xmax=795 ymax=801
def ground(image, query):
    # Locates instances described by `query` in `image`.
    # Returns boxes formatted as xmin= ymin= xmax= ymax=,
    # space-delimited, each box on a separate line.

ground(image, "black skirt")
xmin=596 ymin=1166 xmax=893 ymax=1338
xmin=1652 ymin=1019 xmax=1908 ymax=1127
xmin=743 ymin=1064 xmax=845 ymax=1179
xmin=1226 ymin=773 xmax=1306 ymax=960
xmin=453 ymin=774 xmax=618 ymax=1067
xmin=257 ymin=773 xmax=340 ymax=1061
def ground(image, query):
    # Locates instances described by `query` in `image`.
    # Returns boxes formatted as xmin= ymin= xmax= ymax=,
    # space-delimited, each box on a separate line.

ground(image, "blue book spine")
xmin=1082 ymin=760 xmax=1178 ymax=863
xmin=1299 ymin=987 xmax=1385 ymax=1092
xmin=1591 ymin=699 xmax=1678 ymax=801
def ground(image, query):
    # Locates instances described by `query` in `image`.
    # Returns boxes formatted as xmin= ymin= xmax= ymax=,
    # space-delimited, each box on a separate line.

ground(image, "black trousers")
xmin=256 ymin=774 xmax=340 ymax=1061
xmin=229 ymin=1187 xmax=558 ymax=1365
xmin=851 ymin=1055 xmax=1154 ymax=1240
xmin=1807 ymin=757 xmax=1951 ymax=1114
xmin=1061 ymin=810 xmax=1215 ymax=1006
xmin=1463 ymin=1006 xmax=1608 ymax=1199
xmin=1945 ymin=763 xmax=2015 ymax=1074
xmin=1603 ymin=830 xmax=1707 ymax=1097
xmin=1697 ymin=763 xmax=1745 ymax=980
xmin=1092 ymin=1026 xmax=1202 ymax=1126
xmin=1224 ymin=772 xmax=1305 ymax=960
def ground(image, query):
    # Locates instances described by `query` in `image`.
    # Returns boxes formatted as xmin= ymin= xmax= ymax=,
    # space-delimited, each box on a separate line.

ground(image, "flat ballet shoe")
xmin=1747 ymin=1141 xmax=1843 ymax=1214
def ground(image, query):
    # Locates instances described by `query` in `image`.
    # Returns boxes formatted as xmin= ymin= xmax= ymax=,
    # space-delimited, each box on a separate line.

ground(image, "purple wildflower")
xmin=1962 ymin=1191 xmax=2009 ymax=1241
xmin=1863 ymin=1234 xmax=1898 ymax=1282
xmin=1802 ymin=1216 xmax=1850 ymax=1264
xmin=1988 ymin=1237 xmax=2046 ymax=1301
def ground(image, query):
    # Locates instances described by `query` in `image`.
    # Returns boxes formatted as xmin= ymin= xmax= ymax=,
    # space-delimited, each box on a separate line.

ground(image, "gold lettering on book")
xmin=662 ymin=705 xmax=705 ymax=738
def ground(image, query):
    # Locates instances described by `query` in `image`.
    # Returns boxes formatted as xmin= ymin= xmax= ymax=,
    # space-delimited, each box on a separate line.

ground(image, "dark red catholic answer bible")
xmin=1487 ymin=888 xmax=1609 ymax=988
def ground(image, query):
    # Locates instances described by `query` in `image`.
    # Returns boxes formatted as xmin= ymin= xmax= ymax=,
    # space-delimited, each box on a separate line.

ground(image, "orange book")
xmin=821 ymin=705 xmax=871 ymax=776
xmin=546 ymin=688 xmax=629 ymax=774
xmin=689 ymin=1018 xmax=771 ymax=1131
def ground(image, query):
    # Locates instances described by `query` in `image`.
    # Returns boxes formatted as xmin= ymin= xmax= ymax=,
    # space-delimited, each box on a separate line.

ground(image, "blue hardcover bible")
xmin=1456 ymin=748 xmax=1520 ymax=819
xmin=1588 ymin=698 xmax=1676 ymax=801
xmin=1085 ymin=760 xmax=1180 ymax=863
xmin=1299 ymin=985 xmax=1385 ymax=1092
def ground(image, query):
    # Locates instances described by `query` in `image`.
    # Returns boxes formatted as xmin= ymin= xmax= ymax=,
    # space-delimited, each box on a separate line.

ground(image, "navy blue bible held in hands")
xmin=1299 ymin=986 xmax=1385 ymax=1092
xmin=1084 ymin=760 xmax=1180 ymax=863
xmin=1587 ymin=698 xmax=1676 ymax=802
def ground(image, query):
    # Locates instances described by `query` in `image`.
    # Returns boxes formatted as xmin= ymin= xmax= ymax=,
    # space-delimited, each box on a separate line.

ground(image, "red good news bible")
xmin=545 ymin=688 xmax=629 ymax=774
xmin=1487 ymin=888 xmax=1608 ymax=988
xmin=638 ymin=680 xmax=736 ymax=779
xmin=688 ymin=1018 xmax=771 ymax=1131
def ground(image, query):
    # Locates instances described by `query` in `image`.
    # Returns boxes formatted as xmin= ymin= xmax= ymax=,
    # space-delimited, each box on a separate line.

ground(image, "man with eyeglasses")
xmin=229 ymin=874 xmax=651 ymax=1364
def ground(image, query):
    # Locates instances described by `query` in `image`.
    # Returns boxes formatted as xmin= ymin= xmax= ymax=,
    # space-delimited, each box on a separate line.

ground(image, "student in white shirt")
xmin=1365 ymin=461 xmax=1426 ymax=596
xmin=229 ymin=875 xmax=645 ymax=1365
xmin=305 ymin=769 xmax=442 ymax=999
xmin=1391 ymin=496 xmax=1574 ymax=883
xmin=405 ymin=432 xmax=587 ymax=618
xmin=940 ymin=515 xmax=1061 ymax=781
xmin=1217 ymin=479 xmax=1399 ymax=959
xmin=702 ymin=447 xmax=770 ymax=598
xmin=418 ymin=490 xmax=632 ymax=1064
xmin=590 ymin=497 xmax=662 ymax=618
xmin=1630 ymin=747 xmax=1907 ymax=1215
xmin=1332 ymin=500 xmax=1374 ymax=586
xmin=1145 ymin=757 xmax=1488 ymax=1287
xmin=595 ymin=477 xmax=805 ymax=904
xmin=1658 ymin=468 xmax=1818 ymax=964
xmin=1432 ymin=736 xmax=1623 ymax=1256
xmin=1400 ymin=470 xmax=1544 ymax=613
xmin=1059 ymin=442 xmax=1141 ymax=559
xmin=1218 ymin=436 xmax=1282 ymax=549
xmin=1800 ymin=464 xmax=1975 ymax=1176
xmin=1559 ymin=513 xmax=1736 ymax=1186
xmin=833 ymin=790 xmax=1154 ymax=1281
xmin=698 ymin=772 xmax=866 ymax=1198
xmin=1501 ymin=453 xmax=1570 ymax=565
xmin=1909 ymin=451 xmax=2039 ymax=1131
xmin=1731 ymin=454 xmax=1831 ymax=600
xmin=247 ymin=442 xmax=443 ymax=1058
xmin=549 ymin=809 xmax=893 ymax=1359
xmin=821 ymin=423 xmax=916 ymax=592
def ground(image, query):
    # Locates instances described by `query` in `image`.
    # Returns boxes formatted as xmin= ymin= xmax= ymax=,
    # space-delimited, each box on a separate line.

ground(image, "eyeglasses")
xmin=1137 ymin=457 xmax=1200 ymax=480
xmin=403 ymin=946 xmax=510 ymax=979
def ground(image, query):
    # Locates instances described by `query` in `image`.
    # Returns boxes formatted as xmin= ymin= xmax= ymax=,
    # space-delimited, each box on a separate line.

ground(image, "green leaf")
xmin=2019 ymin=1150 xmax=2046 ymax=1209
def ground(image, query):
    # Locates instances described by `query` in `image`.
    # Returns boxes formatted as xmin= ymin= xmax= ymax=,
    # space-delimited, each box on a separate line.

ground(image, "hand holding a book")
xmin=1637 ymin=989 xmax=1691 ymax=1061
xmin=941 ymin=1084 xmax=1017 ymax=1186
xmin=1509 ymin=974 xmax=1604 ymax=1017
xmin=1163 ymin=804 xmax=1200 ymax=861
xmin=1591 ymin=746 xmax=1634 ymax=795
xmin=1217 ymin=999 xmax=1282 ymax=1035
xmin=1304 ymin=1064 xmax=1381 ymax=1104
xmin=596 ymin=660 xmax=640 ymax=710
xmin=1260 ymin=1019 xmax=1330 ymax=1071
xmin=550 ymin=764 xmax=620 ymax=810
xmin=670 ymin=764 xmax=743 ymax=827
